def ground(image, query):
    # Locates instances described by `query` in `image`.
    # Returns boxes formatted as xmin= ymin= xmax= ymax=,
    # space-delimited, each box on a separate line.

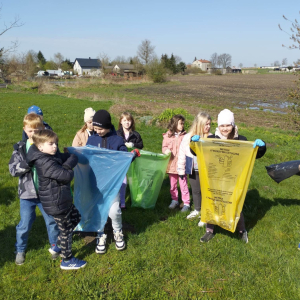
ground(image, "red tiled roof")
xmin=198 ymin=60 xmax=211 ymax=63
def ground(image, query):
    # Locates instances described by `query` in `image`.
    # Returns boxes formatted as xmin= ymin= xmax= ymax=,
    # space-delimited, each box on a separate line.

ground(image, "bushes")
xmin=145 ymin=59 xmax=167 ymax=83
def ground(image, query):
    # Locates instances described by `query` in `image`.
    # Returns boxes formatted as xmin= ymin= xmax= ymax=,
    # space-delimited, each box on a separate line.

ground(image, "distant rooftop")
xmin=75 ymin=58 xmax=101 ymax=68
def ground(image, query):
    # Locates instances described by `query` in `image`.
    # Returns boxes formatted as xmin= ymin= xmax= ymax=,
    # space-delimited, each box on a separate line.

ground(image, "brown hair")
xmin=189 ymin=112 xmax=211 ymax=138
xmin=23 ymin=113 xmax=43 ymax=129
xmin=118 ymin=112 xmax=135 ymax=131
xmin=167 ymin=114 xmax=185 ymax=137
xmin=80 ymin=123 xmax=88 ymax=133
xmin=32 ymin=129 xmax=58 ymax=146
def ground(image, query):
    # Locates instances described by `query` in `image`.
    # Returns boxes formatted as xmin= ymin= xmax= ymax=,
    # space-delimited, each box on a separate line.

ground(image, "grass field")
xmin=1 ymin=76 xmax=300 ymax=299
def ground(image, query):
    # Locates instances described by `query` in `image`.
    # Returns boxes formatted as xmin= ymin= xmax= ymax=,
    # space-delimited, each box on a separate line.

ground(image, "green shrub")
xmin=145 ymin=59 xmax=167 ymax=83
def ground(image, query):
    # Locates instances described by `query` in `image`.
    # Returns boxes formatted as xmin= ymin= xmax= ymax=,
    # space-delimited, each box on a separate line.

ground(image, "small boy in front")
xmin=26 ymin=129 xmax=87 ymax=270
xmin=9 ymin=113 xmax=60 ymax=265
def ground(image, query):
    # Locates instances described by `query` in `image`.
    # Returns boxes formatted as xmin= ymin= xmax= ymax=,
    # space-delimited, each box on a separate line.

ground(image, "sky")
xmin=1 ymin=0 xmax=300 ymax=67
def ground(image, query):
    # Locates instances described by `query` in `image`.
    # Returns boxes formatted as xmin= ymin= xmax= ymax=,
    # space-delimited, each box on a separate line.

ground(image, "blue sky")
xmin=1 ymin=0 xmax=299 ymax=67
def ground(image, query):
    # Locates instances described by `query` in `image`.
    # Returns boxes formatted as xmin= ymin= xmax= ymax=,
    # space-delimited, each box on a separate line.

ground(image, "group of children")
xmin=9 ymin=104 xmax=266 ymax=270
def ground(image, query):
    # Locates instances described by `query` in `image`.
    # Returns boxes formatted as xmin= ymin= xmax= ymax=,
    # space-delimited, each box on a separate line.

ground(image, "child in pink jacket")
xmin=162 ymin=114 xmax=190 ymax=212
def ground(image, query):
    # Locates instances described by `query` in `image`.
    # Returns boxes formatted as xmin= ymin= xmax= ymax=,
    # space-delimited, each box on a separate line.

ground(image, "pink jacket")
xmin=162 ymin=130 xmax=186 ymax=174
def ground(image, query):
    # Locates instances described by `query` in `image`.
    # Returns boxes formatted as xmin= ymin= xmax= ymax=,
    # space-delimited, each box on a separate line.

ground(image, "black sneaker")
xmin=200 ymin=232 xmax=214 ymax=243
xmin=238 ymin=231 xmax=248 ymax=243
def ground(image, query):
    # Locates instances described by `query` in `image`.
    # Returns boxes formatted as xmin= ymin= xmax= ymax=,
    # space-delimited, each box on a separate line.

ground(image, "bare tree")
xmin=282 ymin=58 xmax=288 ymax=66
xmin=137 ymin=39 xmax=155 ymax=64
xmin=53 ymin=52 xmax=64 ymax=68
xmin=274 ymin=60 xmax=280 ymax=67
xmin=0 ymin=5 xmax=24 ymax=54
xmin=210 ymin=52 xmax=218 ymax=68
xmin=279 ymin=12 xmax=300 ymax=49
xmin=254 ymin=63 xmax=257 ymax=68
xmin=218 ymin=53 xmax=232 ymax=68
xmin=238 ymin=63 xmax=243 ymax=68
xmin=174 ymin=55 xmax=182 ymax=65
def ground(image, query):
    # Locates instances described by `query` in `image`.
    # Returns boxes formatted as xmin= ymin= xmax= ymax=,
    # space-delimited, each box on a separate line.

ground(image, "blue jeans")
xmin=15 ymin=198 xmax=60 ymax=253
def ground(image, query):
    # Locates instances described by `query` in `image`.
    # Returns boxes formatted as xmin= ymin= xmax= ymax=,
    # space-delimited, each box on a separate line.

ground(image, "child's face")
xmin=86 ymin=120 xmax=94 ymax=131
xmin=94 ymin=126 xmax=110 ymax=137
xmin=37 ymin=141 xmax=58 ymax=155
xmin=23 ymin=125 xmax=43 ymax=139
xmin=121 ymin=117 xmax=132 ymax=130
xmin=219 ymin=124 xmax=233 ymax=137
xmin=204 ymin=119 xmax=211 ymax=134
xmin=177 ymin=119 xmax=184 ymax=132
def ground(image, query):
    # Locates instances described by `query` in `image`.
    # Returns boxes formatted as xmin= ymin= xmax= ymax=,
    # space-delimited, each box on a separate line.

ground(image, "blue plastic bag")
xmin=68 ymin=145 xmax=133 ymax=232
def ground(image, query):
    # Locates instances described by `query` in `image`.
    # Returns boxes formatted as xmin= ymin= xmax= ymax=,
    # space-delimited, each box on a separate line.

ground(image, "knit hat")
xmin=84 ymin=107 xmax=95 ymax=122
xmin=93 ymin=110 xmax=112 ymax=129
xmin=217 ymin=109 xmax=235 ymax=126
xmin=27 ymin=105 xmax=43 ymax=116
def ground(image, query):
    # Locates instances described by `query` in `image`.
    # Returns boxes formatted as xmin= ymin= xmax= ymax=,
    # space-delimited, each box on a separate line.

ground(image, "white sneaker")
xmin=169 ymin=200 xmax=179 ymax=209
xmin=186 ymin=210 xmax=200 ymax=219
xmin=198 ymin=220 xmax=206 ymax=227
xmin=95 ymin=234 xmax=107 ymax=254
xmin=114 ymin=230 xmax=126 ymax=251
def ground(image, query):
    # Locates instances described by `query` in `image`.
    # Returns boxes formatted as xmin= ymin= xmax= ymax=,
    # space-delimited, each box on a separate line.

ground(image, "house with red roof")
xmin=192 ymin=59 xmax=211 ymax=71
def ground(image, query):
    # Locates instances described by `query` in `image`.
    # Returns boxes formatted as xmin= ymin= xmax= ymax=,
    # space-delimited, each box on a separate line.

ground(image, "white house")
xmin=73 ymin=58 xmax=101 ymax=75
xmin=192 ymin=59 xmax=211 ymax=71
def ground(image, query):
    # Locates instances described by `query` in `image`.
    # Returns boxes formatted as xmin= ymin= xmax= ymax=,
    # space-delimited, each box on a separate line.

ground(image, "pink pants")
xmin=168 ymin=174 xmax=190 ymax=205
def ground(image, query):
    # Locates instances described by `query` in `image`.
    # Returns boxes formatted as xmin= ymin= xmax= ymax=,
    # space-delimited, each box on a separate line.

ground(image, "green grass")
xmin=1 ymin=90 xmax=300 ymax=299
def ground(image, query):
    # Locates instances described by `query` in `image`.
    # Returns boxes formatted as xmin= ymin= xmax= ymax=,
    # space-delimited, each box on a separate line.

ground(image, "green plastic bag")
xmin=127 ymin=150 xmax=170 ymax=209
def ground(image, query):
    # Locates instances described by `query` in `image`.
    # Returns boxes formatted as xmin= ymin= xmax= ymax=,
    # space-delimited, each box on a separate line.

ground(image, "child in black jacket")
xmin=27 ymin=129 xmax=86 ymax=270
xmin=116 ymin=112 xmax=143 ymax=209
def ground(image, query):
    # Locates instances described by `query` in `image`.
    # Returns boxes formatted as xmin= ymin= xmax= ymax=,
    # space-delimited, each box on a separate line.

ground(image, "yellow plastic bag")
xmin=190 ymin=139 xmax=258 ymax=232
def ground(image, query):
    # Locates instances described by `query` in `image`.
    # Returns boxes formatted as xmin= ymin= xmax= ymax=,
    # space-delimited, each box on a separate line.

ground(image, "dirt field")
xmin=109 ymin=74 xmax=296 ymax=129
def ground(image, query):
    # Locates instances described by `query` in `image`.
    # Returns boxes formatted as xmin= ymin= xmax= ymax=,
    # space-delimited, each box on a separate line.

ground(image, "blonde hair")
xmin=118 ymin=112 xmax=135 ymax=131
xmin=23 ymin=113 xmax=43 ymax=129
xmin=189 ymin=112 xmax=211 ymax=138
xmin=32 ymin=129 xmax=58 ymax=146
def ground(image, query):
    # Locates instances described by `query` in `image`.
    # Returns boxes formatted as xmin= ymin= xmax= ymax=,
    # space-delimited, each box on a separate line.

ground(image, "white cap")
xmin=84 ymin=107 xmax=95 ymax=122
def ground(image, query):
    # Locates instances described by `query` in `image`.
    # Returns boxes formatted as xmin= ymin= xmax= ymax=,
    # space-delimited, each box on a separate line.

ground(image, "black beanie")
xmin=92 ymin=110 xmax=112 ymax=129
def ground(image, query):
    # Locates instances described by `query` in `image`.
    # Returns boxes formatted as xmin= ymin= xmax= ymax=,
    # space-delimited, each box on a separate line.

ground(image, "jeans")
xmin=15 ymin=198 xmax=60 ymax=253
xmin=189 ymin=170 xmax=202 ymax=211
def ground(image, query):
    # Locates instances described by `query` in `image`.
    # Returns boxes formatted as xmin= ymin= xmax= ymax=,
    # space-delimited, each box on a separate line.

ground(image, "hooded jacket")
xmin=26 ymin=144 xmax=78 ymax=215
xmin=9 ymin=140 xmax=38 ymax=199
xmin=87 ymin=130 xmax=127 ymax=152
xmin=162 ymin=130 xmax=186 ymax=174
xmin=116 ymin=128 xmax=144 ymax=149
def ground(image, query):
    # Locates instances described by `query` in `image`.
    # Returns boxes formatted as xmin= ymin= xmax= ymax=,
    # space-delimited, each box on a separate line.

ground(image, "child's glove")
xmin=179 ymin=175 xmax=184 ymax=180
xmin=131 ymin=149 xmax=141 ymax=158
xmin=125 ymin=142 xmax=134 ymax=148
xmin=191 ymin=135 xmax=200 ymax=142
xmin=164 ymin=149 xmax=171 ymax=155
xmin=253 ymin=139 xmax=265 ymax=148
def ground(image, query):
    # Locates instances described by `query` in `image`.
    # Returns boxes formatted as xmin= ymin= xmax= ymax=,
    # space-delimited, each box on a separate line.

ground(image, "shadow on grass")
xmin=0 ymin=215 xmax=61 ymax=268
xmin=212 ymin=188 xmax=300 ymax=239
xmin=0 ymin=187 xmax=18 ymax=206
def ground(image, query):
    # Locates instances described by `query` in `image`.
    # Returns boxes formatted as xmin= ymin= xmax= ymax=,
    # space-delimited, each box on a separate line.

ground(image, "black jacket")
xmin=208 ymin=134 xmax=266 ymax=159
xmin=116 ymin=128 xmax=144 ymax=149
xmin=27 ymin=144 xmax=78 ymax=215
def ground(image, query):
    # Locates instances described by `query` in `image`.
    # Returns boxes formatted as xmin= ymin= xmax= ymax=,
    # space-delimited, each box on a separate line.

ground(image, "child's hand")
xmin=253 ymin=139 xmax=265 ymax=148
xmin=131 ymin=149 xmax=140 ymax=158
xmin=125 ymin=142 xmax=134 ymax=148
xmin=191 ymin=135 xmax=200 ymax=142
xmin=164 ymin=149 xmax=171 ymax=155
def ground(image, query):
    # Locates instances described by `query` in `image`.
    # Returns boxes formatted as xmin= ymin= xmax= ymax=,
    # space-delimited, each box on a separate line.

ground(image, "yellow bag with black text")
xmin=190 ymin=139 xmax=258 ymax=232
